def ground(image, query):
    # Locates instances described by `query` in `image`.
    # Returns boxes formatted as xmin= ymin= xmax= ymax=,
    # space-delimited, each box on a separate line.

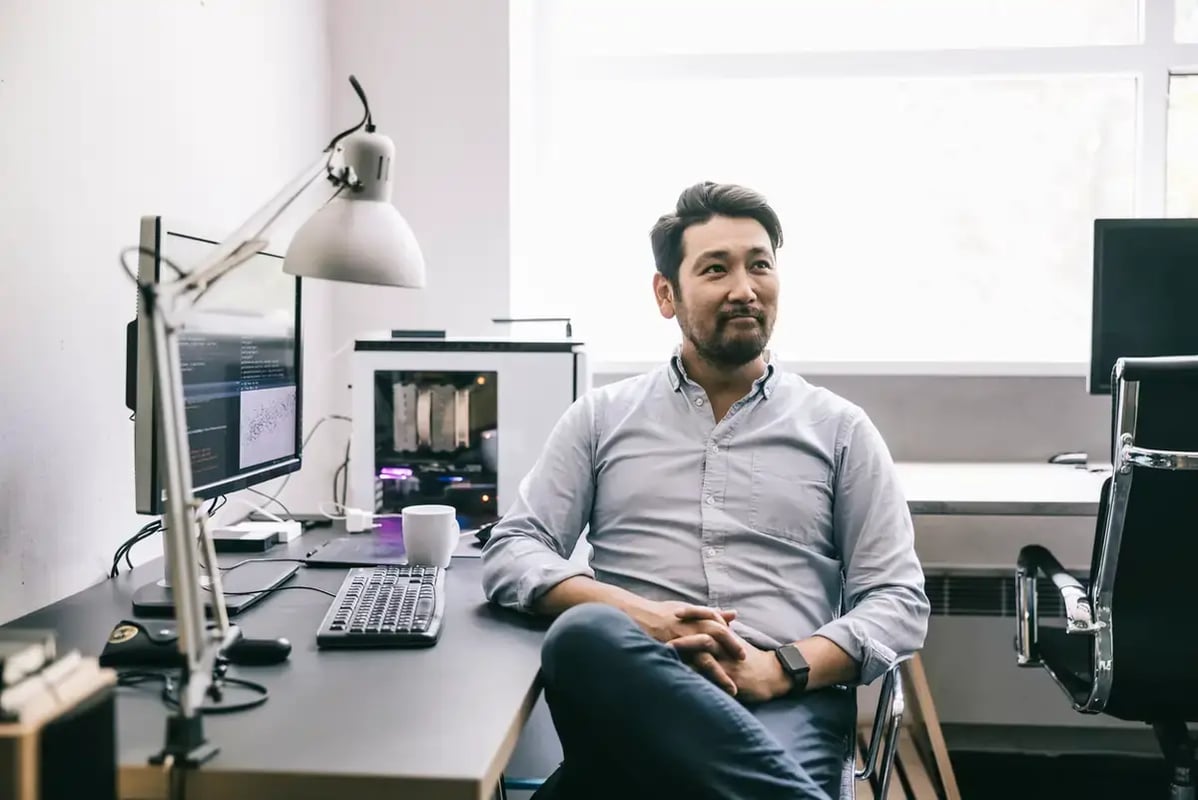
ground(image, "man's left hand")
xmin=669 ymin=627 xmax=792 ymax=704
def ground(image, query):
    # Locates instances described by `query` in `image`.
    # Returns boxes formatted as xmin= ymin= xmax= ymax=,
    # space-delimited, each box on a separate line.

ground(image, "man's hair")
xmin=649 ymin=181 xmax=784 ymax=286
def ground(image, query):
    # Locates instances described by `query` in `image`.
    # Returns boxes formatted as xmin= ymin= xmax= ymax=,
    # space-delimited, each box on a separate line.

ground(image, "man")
xmin=482 ymin=181 xmax=929 ymax=799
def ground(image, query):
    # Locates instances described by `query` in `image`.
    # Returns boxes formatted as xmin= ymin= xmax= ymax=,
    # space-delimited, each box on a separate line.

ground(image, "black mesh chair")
xmin=1014 ymin=356 xmax=1198 ymax=799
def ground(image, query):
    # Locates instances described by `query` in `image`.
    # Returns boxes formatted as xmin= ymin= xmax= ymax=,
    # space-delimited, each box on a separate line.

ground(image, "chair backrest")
xmin=1089 ymin=356 xmax=1198 ymax=720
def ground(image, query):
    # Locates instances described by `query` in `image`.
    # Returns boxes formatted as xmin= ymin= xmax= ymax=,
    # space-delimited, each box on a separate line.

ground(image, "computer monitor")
xmin=1089 ymin=218 xmax=1198 ymax=395
xmin=128 ymin=215 xmax=303 ymax=515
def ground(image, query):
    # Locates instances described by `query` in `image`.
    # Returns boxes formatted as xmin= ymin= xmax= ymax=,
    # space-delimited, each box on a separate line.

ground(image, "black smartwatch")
xmin=774 ymin=644 xmax=810 ymax=695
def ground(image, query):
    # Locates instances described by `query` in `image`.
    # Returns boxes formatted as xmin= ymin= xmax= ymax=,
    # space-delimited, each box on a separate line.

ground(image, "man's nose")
xmin=727 ymin=268 xmax=757 ymax=303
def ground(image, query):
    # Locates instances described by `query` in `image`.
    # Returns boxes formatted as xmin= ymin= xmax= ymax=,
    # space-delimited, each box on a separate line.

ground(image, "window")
xmin=512 ymin=1 xmax=1198 ymax=370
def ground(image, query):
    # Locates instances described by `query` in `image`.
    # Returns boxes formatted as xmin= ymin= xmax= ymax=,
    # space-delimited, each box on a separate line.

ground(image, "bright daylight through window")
xmin=511 ymin=0 xmax=1198 ymax=370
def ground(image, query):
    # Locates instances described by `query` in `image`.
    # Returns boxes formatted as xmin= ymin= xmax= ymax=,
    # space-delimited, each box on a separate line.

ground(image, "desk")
xmin=1 ymin=527 xmax=546 ymax=800
xmin=896 ymin=462 xmax=1110 ymax=517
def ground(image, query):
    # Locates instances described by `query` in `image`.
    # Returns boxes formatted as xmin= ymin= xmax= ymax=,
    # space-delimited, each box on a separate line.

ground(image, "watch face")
xmin=778 ymin=645 xmax=809 ymax=673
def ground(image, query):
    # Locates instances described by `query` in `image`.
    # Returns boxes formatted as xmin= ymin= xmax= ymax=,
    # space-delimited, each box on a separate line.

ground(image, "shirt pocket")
xmin=749 ymin=451 xmax=834 ymax=553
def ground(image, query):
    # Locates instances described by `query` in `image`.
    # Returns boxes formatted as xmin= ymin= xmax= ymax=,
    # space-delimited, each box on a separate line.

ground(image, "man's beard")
xmin=684 ymin=310 xmax=771 ymax=368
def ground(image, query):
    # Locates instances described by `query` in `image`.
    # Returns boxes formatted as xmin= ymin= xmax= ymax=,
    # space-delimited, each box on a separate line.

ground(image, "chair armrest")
xmin=855 ymin=661 xmax=904 ymax=797
xmin=1015 ymin=545 xmax=1097 ymax=666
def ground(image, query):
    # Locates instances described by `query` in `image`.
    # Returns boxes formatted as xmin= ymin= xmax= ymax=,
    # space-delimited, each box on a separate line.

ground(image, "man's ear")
xmin=653 ymin=273 xmax=676 ymax=320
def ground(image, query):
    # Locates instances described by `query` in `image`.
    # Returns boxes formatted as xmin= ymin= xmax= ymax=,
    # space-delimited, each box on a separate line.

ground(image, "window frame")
xmin=515 ymin=1 xmax=1198 ymax=376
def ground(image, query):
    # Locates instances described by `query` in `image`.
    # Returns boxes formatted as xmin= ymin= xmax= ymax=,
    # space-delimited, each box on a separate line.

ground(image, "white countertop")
xmin=895 ymin=462 xmax=1110 ymax=516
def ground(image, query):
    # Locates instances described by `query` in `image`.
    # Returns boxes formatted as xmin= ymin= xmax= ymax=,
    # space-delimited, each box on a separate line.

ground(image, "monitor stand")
xmin=131 ymin=561 xmax=300 ymax=617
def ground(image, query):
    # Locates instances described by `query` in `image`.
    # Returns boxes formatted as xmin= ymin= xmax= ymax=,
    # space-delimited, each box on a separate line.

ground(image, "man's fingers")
xmin=692 ymin=652 xmax=737 ymax=696
xmin=674 ymin=604 xmax=728 ymax=624
xmin=699 ymin=622 xmax=747 ymax=661
xmin=675 ymin=605 xmax=738 ymax=625
xmin=668 ymin=633 xmax=720 ymax=656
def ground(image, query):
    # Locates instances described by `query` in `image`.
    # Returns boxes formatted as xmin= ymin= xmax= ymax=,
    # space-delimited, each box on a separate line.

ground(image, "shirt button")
xmin=695 ymin=397 xmax=705 ymax=407
xmin=710 ymin=444 xmax=720 ymax=454
xmin=704 ymin=547 xmax=717 ymax=557
xmin=705 ymin=495 xmax=716 ymax=505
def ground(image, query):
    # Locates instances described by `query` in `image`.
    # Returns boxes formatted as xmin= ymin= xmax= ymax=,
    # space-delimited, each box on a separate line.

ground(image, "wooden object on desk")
xmin=0 ymin=657 xmax=118 ymax=800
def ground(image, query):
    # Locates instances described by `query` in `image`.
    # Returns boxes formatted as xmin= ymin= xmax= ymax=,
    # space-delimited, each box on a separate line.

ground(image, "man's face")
xmin=655 ymin=215 xmax=779 ymax=368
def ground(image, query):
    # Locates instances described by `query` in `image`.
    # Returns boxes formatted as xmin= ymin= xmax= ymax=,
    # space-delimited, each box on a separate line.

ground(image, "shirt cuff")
xmin=516 ymin=558 xmax=596 ymax=611
xmin=812 ymin=617 xmax=898 ymax=686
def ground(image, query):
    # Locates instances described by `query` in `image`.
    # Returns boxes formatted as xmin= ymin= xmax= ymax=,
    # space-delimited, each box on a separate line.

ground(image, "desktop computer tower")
xmin=349 ymin=336 xmax=589 ymax=526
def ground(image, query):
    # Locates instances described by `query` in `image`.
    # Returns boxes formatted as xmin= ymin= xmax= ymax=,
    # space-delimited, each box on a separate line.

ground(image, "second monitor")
xmin=1090 ymin=218 xmax=1198 ymax=395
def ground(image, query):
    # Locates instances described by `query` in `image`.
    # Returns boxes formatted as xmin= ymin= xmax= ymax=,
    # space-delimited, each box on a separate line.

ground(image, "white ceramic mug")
xmin=402 ymin=504 xmax=459 ymax=568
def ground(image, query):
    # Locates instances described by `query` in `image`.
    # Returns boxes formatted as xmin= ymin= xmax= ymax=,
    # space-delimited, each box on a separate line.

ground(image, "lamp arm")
xmin=172 ymin=150 xmax=343 ymax=301
xmin=145 ymin=146 xmax=350 ymax=762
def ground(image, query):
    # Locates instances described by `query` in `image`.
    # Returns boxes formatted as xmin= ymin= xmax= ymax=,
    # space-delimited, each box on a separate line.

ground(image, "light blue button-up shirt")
xmin=481 ymin=352 xmax=929 ymax=685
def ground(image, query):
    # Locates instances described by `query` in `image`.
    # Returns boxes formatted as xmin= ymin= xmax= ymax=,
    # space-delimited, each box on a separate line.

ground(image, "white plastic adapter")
xmin=345 ymin=508 xmax=374 ymax=533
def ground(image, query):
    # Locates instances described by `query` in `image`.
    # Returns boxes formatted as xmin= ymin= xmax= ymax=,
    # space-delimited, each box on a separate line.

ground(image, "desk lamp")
xmin=130 ymin=76 xmax=424 ymax=773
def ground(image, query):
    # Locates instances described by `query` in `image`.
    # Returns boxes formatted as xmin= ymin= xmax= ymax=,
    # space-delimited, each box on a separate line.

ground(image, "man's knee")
xmin=541 ymin=603 xmax=641 ymax=682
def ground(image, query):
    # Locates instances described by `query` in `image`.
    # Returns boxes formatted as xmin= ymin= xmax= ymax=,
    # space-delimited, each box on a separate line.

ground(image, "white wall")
xmin=0 ymin=0 xmax=334 ymax=623
xmin=324 ymin=0 xmax=513 ymax=410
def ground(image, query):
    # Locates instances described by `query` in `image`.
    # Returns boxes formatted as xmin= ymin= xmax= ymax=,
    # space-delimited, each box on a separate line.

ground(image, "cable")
xmin=119 ymin=245 xmax=187 ymax=282
xmin=110 ymin=497 xmax=226 ymax=578
xmin=318 ymin=500 xmax=403 ymax=522
xmin=117 ymin=670 xmax=269 ymax=714
xmin=111 ymin=520 xmax=162 ymax=578
xmin=246 ymin=487 xmax=291 ymax=518
xmin=324 ymin=75 xmax=374 ymax=153
xmin=334 ymin=437 xmax=350 ymax=507
xmin=203 ymin=583 xmax=337 ymax=599
xmin=341 ymin=452 xmax=349 ymax=507
xmin=219 ymin=557 xmax=308 ymax=573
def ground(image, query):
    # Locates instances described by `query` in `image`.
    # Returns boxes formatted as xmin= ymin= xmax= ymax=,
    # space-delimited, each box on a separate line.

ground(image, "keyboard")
xmin=316 ymin=565 xmax=446 ymax=648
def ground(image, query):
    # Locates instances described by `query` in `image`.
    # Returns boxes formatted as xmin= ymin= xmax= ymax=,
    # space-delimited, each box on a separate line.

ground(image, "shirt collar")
xmin=667 ymin=346 xmax=778 ymax=399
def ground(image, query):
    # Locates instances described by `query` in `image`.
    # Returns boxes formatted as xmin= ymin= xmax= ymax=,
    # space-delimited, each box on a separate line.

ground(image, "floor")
xmin=951 ymin=751 xmax=1172 ymax=799
xmin=507 ymin=752 xmax=1175 ymax=798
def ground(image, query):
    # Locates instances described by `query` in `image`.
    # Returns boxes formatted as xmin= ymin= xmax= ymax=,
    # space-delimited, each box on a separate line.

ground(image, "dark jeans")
xmin=531 ymin=603 xmax=854 ymax=800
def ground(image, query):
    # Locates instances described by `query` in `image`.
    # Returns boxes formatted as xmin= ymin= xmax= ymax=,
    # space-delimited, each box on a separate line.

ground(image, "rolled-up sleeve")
xmin=481 ymin=394 xmax=597 ymax=611
xmin=813 ymin=408 xmax=930 ymax=685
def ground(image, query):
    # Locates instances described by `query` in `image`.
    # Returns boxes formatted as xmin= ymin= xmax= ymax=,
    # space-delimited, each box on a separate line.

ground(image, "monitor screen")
xmin=131 ymin=216 xmax=302 ymax=514
xmin=1090 ymin=218 xmax=1198 ymax=395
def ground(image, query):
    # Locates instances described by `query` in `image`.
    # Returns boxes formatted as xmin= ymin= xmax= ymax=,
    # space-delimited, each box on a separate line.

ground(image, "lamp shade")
xmin=284 ymin=130 xmax=426 ymax=288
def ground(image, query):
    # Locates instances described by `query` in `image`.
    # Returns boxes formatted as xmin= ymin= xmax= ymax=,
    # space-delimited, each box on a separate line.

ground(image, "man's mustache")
xmin=718 ymin=307 xmax=765 ymax=323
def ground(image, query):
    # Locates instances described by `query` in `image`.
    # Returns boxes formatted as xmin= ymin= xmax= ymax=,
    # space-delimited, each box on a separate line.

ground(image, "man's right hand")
xmin=626 ymin=599 xmax=746 ymax=663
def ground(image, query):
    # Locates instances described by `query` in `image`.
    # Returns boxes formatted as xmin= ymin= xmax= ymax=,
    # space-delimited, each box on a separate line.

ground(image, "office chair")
xmin=1014 ymin=356 xmax=1198 ymax=799
xmin=499 ymin=660 xmax=906 ymax=799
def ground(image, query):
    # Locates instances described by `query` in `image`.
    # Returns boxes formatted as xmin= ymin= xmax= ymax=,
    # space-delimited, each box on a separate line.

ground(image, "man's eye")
xmin=704 ymin=264 xmax=726 ymax=274
xmin=752 ymin=260 xmax=773 ymax=270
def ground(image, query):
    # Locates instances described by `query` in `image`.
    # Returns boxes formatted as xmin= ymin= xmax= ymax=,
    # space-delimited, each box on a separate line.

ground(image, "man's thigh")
xmin=750 ymin=687 xmax=856 ymax=798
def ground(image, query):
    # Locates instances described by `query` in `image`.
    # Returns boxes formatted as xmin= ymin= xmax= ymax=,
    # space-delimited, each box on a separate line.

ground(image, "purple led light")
xmin=379 ymin=466 xmax=414 ymax=480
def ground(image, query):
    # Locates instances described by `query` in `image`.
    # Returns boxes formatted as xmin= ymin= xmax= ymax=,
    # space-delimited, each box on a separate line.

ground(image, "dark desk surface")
xmin=3 ymin=527 xmax=548 ymax=800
